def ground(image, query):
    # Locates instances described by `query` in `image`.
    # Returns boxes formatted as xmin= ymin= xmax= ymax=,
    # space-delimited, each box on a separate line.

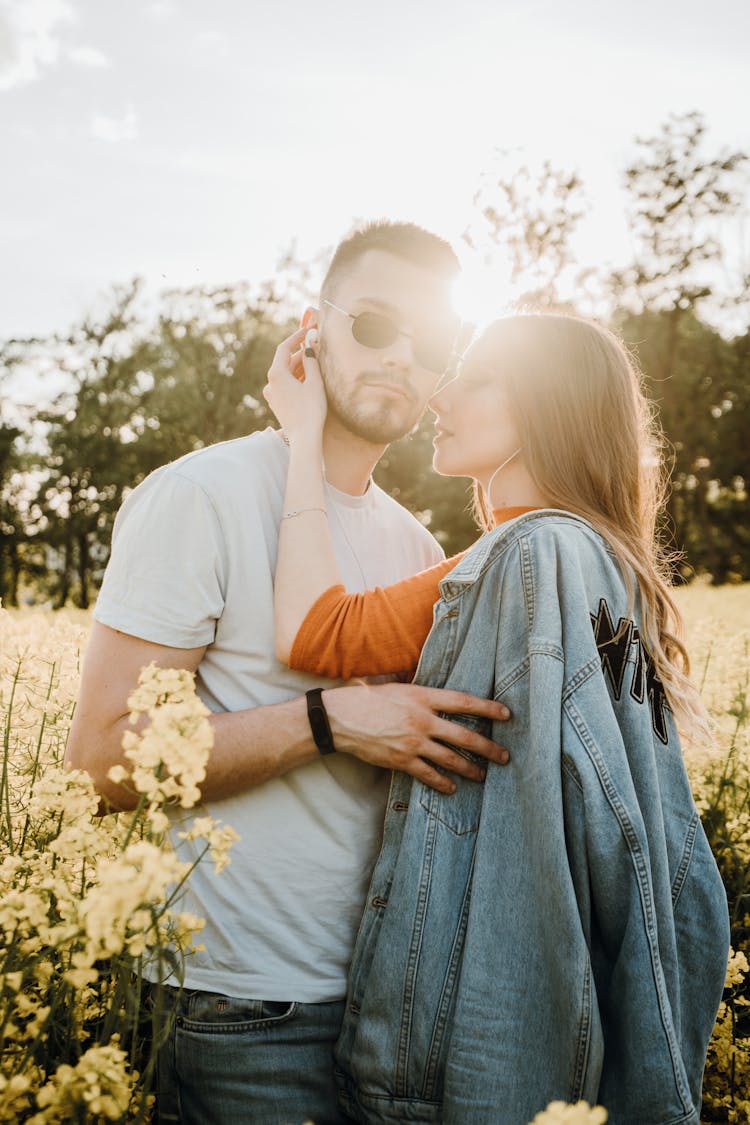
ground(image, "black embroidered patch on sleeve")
xmin=590 ymin=598 xmax=670 ymax=744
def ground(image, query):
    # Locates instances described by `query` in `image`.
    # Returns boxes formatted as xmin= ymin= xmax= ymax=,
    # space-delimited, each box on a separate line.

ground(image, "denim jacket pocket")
xmin=417 ymin=714 xmax=489 ymax=836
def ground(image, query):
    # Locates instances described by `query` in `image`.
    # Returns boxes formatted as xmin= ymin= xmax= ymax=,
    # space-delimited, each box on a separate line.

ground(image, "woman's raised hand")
xmin=263 ymin=325 xmax=328 ymax=445
xmin=268 ymin=324 xmax=338 ymax=662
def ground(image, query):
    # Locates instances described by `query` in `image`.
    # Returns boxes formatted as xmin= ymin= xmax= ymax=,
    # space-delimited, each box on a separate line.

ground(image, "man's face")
xmin=317 ymin=249 xmax=458 ymax=445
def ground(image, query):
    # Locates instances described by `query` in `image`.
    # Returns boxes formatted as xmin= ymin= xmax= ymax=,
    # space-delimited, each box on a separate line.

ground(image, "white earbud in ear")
xmin=304 ymin=328 xmax=319 ymax=350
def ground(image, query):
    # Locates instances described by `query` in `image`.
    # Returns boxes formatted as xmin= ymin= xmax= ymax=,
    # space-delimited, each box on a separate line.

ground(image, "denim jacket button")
xmin=371 ymin=895 xmax=388 ymax=909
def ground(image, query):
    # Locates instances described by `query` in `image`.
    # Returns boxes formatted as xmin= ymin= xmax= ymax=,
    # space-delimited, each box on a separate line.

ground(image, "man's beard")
xmin=319 ymin=343 xmax=423 ymax=445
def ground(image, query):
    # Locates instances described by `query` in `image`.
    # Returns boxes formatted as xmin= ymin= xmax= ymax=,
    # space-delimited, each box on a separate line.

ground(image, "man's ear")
xmin=300 ymin=306 xmax=318 ymax=330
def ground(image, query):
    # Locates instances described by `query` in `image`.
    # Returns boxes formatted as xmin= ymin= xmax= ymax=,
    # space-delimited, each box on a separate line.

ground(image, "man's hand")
xmin=68 ymin=624 xmax=510 ymax=809
xmin=323 ymin=681 xmax=510 ymax=794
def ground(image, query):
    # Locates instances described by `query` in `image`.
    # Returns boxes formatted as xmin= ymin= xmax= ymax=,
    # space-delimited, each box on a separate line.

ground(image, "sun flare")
xmin=451 ymin=257 xmax=517 ymax=335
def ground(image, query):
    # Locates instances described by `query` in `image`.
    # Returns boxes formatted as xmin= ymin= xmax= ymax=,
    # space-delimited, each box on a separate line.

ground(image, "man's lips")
xmin=433 ymin=425 xmax=453 ymax=441
xmin=365 ymin=380 xmax=412 ymax=401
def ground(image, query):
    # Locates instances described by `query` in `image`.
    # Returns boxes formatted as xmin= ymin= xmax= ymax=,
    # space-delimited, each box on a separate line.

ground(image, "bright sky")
xmin=1 ymin=0 xmax=749 ymax=344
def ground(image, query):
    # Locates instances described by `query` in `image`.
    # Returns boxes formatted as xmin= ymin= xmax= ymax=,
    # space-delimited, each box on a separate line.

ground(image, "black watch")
xmin=305 ymin=688 xmax=336 ymax=755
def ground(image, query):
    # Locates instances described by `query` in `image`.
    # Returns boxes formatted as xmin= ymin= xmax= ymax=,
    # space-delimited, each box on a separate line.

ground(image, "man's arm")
xmin=65 ymin=622 xmax=511 ymax=810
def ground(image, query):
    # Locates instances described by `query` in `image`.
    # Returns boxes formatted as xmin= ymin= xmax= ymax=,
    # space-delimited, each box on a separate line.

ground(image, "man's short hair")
xmin=320 ymin=220 xmax=460 ymax=300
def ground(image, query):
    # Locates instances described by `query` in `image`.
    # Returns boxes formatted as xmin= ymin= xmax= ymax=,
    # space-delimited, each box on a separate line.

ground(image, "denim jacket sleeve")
xmin=455 ymin=515 xmax=730 ymax=1124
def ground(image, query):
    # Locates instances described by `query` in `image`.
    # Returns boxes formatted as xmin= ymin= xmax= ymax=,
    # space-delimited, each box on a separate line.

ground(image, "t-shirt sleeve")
xmin=288 ymin=552 xmax=468 ymax=680
xmin=94 ymin=469 xmax=227 ymax=649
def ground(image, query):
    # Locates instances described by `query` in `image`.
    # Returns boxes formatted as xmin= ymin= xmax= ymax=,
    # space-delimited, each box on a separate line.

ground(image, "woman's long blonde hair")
xmin=470 ymin=313 xmax=708 ymax=742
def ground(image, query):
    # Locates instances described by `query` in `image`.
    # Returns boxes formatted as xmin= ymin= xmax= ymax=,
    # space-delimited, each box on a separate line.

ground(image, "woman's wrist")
xmin=287 ymin=441 xmax=324 ymax=474
xmin=288 ymin=436 xmax=324 ymax=473
xmin=285 ymin=438 xmax=325 ymax=511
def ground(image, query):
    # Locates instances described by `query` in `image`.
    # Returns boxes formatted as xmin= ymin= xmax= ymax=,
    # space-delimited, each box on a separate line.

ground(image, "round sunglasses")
xmin=322 ymin=299 xmax=456 ymax=377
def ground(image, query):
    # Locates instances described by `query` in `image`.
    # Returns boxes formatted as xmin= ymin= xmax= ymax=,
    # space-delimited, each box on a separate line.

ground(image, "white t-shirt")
xmin=94 ymin=427 xmax=443 ymax=1001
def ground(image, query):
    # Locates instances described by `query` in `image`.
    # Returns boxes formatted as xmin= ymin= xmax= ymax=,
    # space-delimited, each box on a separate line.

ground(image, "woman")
xmin=263 ymin=312 xmax=729 ymax=1125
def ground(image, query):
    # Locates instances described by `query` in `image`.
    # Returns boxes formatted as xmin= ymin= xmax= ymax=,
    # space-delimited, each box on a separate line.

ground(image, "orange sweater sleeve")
xmin=288 ymin=552 xmax=468 ymax=680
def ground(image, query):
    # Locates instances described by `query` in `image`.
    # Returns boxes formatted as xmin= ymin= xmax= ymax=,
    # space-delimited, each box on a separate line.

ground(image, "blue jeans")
xmin=150 ymin=984 xmax=351 ymax=1125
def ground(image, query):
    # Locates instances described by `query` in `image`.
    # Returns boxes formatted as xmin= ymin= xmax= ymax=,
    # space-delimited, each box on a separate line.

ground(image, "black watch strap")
xmin=305 ymin=688 xmax=336 ymax=755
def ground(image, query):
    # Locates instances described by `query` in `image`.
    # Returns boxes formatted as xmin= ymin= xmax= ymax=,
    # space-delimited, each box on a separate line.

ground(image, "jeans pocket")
xmin=179 ymin=992 xmax=298 ymax=1034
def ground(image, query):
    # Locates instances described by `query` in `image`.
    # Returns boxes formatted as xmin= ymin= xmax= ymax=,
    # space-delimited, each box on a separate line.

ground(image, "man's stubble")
xmin=318 ymin=339 xmax=424 ymax=447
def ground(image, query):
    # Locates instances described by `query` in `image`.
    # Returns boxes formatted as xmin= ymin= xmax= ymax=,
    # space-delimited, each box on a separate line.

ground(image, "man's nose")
xmin=381 ymin=331 xmax=415 ymax=370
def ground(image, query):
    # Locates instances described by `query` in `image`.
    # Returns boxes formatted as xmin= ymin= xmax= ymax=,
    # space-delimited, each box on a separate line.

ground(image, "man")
xmin=66 ymin=221 xmax=510 ymax=1125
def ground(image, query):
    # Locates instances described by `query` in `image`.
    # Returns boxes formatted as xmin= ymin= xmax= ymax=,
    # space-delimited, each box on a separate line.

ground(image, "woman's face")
xmin=429 ymin=345 xmax=521 ymax=487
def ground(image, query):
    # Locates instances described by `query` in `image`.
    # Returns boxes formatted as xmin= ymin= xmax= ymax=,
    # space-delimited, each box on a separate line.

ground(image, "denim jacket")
xmin=334 ymin=511 xmax=730 ymax=1125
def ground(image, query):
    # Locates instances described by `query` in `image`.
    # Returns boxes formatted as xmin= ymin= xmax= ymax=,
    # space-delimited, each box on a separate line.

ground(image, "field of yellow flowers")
xmin=1 ymin=587 xmax=748 ymax=1124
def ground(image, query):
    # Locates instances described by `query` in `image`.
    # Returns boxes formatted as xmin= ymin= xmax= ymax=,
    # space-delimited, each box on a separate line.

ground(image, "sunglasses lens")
xmin=351 ymin=312 xmax=399 ymax=350
xmin=348 ymin=306 xmax=455 ymax=376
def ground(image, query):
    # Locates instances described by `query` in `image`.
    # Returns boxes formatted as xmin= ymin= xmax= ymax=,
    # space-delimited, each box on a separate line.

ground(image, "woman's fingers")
xmin=266 ymin=327 xmax=307 ymax=387
xmin=273 ymin=326 xmax=308 ymax=368
xmin=300 ymin=337 xmax=325 ymax=388
xmin=263 ymin=324 xmax=327 ymax=434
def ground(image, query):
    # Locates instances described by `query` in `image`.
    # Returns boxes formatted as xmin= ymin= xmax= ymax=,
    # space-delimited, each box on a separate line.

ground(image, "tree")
xmin=37 ymin=281 xmax=296 ymax=606
xmin=37 ymin=281 xmax=155 ymax=607
xmin=617 ymin=308 xmax=748 ymax=582
xmin=463 ymin=155 xmax=593 ymax=311
xmin=0 ymin=414 xmax=24 ymax=605
xmin=136 ymin=282 xmax=287 ymax=459
xmin=613 ymin=111 xmax=749 ymax=320
xmin=612 ymin=113 xmax=750 ymax=581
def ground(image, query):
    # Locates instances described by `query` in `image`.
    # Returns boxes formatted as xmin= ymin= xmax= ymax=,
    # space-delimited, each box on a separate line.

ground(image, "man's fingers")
xmin=408 ymin=758 xmax=457 ymax=795
xmin=325 ymin=682 xmax=510 ymax=788
xmin=422 ymin=687 xmax=511 ymax=722
xmin=430 ymin=715 xmax=510 ymax=766
xmin=415 ymin=737 xmax=486 ymax=780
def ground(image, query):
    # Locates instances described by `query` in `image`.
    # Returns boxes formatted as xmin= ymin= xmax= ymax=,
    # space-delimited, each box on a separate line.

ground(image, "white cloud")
xmin=194 ymin=29 xmax=229 ymax=48
xmin=0 ymin=0 xmax=76 ymax=91
xmin=0 ymin=10 xmax=15 ymax=70
xmin=66 ymin=43 xmax=109 ymax=68
xmin=146 ymin=0 xmax=176 ymax=18
xmin=90 ymin=103 xmax=138 ymax=142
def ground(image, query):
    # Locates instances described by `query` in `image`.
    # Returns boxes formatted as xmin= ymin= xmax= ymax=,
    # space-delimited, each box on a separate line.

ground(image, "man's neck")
xmin=321 ymin=417 xmax=386 ymax=496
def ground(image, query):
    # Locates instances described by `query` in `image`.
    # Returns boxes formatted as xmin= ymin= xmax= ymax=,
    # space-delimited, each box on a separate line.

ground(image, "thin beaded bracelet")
xmin=281 ymin=507 xmax=328 ymax=520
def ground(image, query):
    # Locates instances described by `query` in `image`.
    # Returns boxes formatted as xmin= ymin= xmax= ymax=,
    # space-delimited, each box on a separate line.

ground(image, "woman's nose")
xmin=428 ymin=373 xmax=458 ymax=413
xmin=428 ymin=389 xmax=444 ymax=414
